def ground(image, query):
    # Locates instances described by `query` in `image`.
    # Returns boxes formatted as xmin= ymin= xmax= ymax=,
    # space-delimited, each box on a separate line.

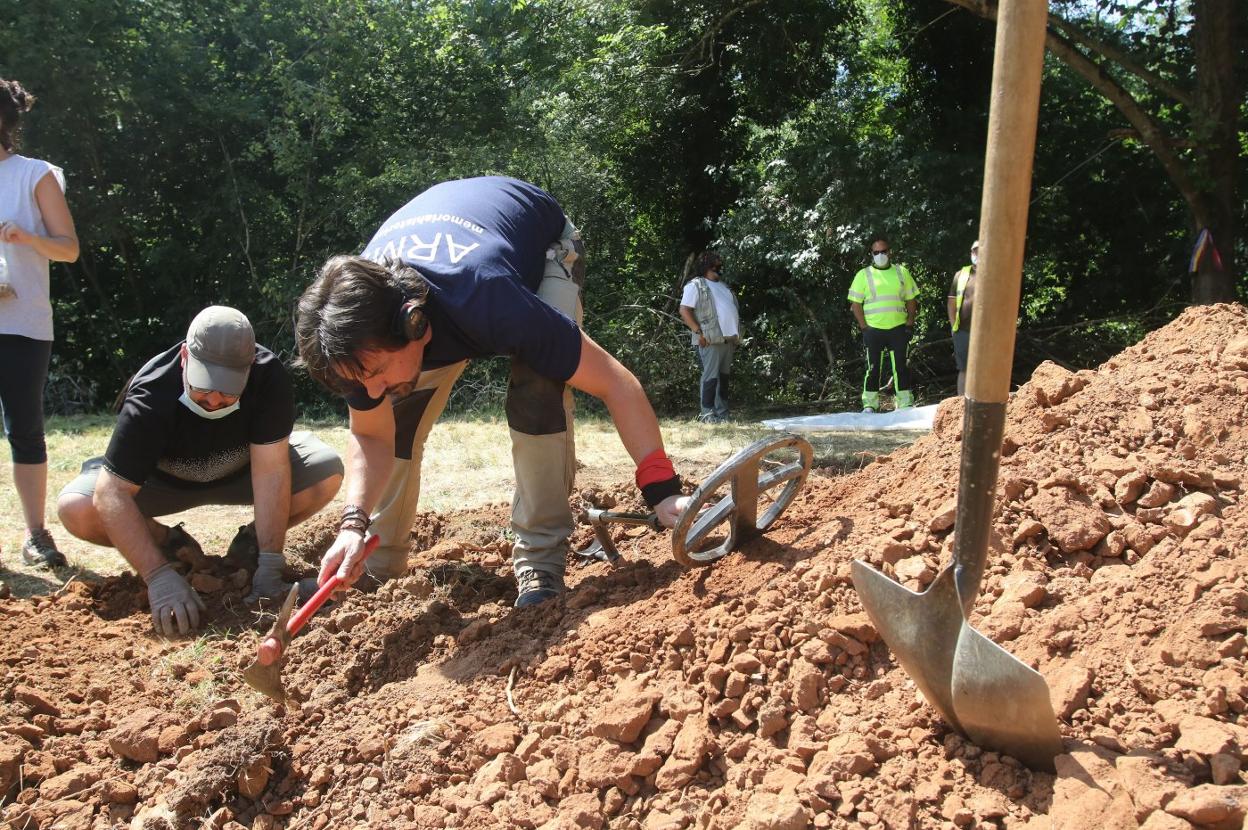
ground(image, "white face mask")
xmin=872 ymin=252 xmax=889 ymax=268
xmin=971 ymin=252 xmax=979 ymax=265
xmin=179 ymin=389 xmax=241 ymax=420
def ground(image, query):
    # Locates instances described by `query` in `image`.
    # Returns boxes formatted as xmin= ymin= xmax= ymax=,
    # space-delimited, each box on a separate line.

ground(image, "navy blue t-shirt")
xmin=347 ymin=176 xmax=583 ymax=410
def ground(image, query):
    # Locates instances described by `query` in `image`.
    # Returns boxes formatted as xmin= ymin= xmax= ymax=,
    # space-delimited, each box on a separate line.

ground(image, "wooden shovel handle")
xmin=967 ymin=0 xmax=1049 ymax=402
xmin=954 ymin=0 xmax=1049 ymax=608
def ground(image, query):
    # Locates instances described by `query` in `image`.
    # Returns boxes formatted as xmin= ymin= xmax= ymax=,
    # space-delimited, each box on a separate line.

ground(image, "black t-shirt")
xmin=346 ymin=176 xmax=583 ymax=411
xmin=103 ymin=344 xmax=295 ymax=487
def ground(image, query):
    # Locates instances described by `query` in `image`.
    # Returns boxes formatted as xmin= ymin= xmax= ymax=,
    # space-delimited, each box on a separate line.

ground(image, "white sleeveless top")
xmin=0 ymin=154 xmax=65 ymax=341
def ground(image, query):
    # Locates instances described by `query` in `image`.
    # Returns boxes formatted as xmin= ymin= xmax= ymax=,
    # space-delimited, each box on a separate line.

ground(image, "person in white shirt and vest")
xmin=947 ymin=240 xmax=978 ymax=396
xmin=847 ymin=235 xmax=919 ymax=413
xmin=679 ymin=251 xmax=741 ymax=423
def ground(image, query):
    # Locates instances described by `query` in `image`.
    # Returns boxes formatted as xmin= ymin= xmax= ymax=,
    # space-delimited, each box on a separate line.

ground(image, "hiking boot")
xmin=21 ymin=529 xmax=66 ymax=569
xmin=514 ymin=567 xmax=564 ymax=608
xmin=225 ymin=522 xmax=259 ymax=572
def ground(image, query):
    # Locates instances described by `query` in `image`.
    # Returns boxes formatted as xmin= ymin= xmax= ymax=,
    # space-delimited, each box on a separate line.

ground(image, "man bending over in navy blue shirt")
xmin=294 ymin=176 xmax=688 ymax=608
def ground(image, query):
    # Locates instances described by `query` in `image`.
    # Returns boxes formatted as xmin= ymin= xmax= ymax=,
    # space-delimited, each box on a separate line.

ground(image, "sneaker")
xmin=862 ymin=406 xmax=876 ymax=414
xmin=21 ymin=529 xmax=67 ymax=569
xmin=514 ymin=567 xmax=564 ymax=608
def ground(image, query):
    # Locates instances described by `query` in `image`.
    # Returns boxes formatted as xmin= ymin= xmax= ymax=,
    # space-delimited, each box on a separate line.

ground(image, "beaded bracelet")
xmin=341 ymin=504 xmax=371 ymax=535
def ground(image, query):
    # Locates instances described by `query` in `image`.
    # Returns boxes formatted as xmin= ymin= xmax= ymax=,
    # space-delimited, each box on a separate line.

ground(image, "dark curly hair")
xmin=0 ymin=79 xmax=36 ymax=153
xmin=695 ymin=251 xmax=723 ymax=275
xmin=294 ymin=255 xmax=429 ymax=393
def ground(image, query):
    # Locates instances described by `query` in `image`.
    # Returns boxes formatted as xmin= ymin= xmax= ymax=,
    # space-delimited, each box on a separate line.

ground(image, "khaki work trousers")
xmin=366 ymin=222 xmax=584 ymax=585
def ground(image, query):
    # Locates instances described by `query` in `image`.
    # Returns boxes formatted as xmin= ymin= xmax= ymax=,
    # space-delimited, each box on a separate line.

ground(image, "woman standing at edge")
xmin=0 ymin=79 xmax=80 ymax=568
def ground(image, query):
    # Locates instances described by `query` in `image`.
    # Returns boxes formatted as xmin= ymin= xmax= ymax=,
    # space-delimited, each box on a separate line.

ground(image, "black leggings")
xmin=0 ymin=335 xmax=52 ymax=464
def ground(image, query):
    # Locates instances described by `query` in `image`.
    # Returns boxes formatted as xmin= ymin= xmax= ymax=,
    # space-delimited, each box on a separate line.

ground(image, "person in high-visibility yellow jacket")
xmin=947 ymin=240 xmax=978 ymax=396
xmin=847 ymin=236 xmax=919 ymax=412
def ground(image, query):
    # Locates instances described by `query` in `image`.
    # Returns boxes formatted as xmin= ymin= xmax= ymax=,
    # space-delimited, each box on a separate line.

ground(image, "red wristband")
xmin=635 ymin=448 xmax=676 ymax=489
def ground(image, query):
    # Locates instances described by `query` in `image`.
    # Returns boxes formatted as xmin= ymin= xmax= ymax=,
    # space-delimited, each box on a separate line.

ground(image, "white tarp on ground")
xmin=761 ymin=403 xmax=939 ymax=433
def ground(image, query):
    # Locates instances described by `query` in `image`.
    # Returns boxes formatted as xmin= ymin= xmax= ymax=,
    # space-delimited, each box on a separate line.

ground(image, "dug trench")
xmin=1 ymin=303 xmax=1246 ymax=830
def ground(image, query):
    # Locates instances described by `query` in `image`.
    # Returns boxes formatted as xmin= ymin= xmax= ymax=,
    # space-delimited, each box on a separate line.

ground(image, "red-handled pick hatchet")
xmin=243 ymin=534 xmax=380 ymax=703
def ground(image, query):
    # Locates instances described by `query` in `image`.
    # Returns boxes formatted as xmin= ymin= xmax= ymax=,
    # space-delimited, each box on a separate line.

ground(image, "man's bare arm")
xmin=93 ymin=469 xmax=166 ymax=580
xmin=250 ymin=438 xmax=292 ymax=553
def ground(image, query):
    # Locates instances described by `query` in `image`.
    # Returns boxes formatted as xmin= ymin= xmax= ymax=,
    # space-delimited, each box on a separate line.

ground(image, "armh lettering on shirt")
xmin=366 ymin=212 xmax=487 ymax=266
xmin=365 ymin=231 xmax=481 ymax=266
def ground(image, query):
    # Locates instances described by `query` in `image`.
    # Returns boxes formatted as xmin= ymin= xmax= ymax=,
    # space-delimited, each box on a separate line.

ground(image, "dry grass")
xmin=0 ymin=412 xmax=923 ymax=597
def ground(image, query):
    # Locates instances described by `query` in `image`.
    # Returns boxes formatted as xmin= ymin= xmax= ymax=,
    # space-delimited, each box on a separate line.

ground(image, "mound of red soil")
xmin=1 ymin=304 xmax=1246 ymax=830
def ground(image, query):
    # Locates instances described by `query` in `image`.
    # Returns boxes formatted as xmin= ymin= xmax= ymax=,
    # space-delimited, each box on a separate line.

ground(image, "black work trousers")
xmin=862 ymin=324 xmax=912 ymax=394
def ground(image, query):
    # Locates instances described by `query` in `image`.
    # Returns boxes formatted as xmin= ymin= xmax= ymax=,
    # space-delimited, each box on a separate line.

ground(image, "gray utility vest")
xmin=689 ymin=277 xmax=741 ymax=346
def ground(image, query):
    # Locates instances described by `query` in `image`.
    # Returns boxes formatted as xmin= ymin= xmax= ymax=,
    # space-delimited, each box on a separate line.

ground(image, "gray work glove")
xmin=146 ymin=563 xmax=206 ymax=636
xmin=245 ymin=552 xmax=291 ymax=607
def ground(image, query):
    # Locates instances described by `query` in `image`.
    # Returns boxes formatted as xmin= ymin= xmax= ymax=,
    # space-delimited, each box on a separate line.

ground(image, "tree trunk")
xmin=1190 ymin=0 xmax=1238 ymax=303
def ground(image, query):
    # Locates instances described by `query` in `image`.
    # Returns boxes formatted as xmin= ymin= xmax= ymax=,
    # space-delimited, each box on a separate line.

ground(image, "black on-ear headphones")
xmin=393 ymin=292 xmax=429 ymax=342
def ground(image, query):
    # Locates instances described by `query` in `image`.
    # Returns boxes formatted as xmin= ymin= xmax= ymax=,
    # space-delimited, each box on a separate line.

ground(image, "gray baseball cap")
xmin=185 ymin=306 xmax=255 ymax=396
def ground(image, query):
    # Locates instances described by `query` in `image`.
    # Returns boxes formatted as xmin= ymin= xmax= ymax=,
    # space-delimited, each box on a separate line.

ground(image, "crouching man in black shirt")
xmin=57 ymin=307 xmax=344 ymax=635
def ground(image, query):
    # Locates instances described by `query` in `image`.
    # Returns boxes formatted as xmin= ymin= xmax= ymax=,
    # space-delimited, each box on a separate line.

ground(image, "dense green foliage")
xmin=2 ymin=0 xmax=1243 ymax=417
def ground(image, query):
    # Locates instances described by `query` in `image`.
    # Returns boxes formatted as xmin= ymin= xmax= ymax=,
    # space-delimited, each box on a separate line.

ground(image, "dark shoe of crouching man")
xmin=56 ymin=306 xmax=344 ymax=635
xmin=293 ymin=176 xmax=689 ymax=609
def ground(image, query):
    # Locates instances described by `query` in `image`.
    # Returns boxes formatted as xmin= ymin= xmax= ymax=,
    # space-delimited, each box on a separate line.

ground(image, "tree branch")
xmin=941 ymin=0 xmax=1209 ymax=227
xmin=784 ymin=287 xmax=838 ymax=400
xmin=681 ymin=0 xmax=769 ymax=67
xmin=1041 ymin=28 xmax=1206 ymax=225
xmin=218 ymin=133 xmax=258 ymax=289
xmin=1045 ymin=15 xmax=1195 ymax=110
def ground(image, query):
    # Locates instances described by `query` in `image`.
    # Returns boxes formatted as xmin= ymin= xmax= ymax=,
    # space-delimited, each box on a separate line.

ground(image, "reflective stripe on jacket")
xmin=848 ymin=264 xmax=915 ymax=330
xmin=952 ymin=265 xmax=973 ymax=332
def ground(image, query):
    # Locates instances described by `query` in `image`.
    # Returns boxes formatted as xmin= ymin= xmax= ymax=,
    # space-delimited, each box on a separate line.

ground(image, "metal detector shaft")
xmin=580 ymin=509 xmax=662 ymax=564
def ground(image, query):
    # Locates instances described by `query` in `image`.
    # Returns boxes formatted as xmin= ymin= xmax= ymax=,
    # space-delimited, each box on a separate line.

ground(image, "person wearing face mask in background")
xmin=948 ymin=240 xmax=979 ymax=396
xmin=847 ymin=235 xmax=919 ymax=412
xmin=56 ymin=307 xmax=344 ymax=635
xmin=679 ymin=251 xmax=741 ymax=424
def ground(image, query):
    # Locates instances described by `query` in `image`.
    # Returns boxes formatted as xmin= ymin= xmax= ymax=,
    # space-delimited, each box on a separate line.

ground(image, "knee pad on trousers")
xmin=365 ymin=545 xmax=409 ymax=581
xmin=8 ymin=431 xmax=47 ymax=465
xmin=391 ymin=389 xmax=439 ymax=461
xmin=507 ymin=362 xmax=567 ymax=436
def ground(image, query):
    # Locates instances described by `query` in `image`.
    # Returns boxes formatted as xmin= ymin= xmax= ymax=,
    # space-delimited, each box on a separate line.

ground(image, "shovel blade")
xmin=853 ymin=559 xmax=1064 ymax=771
xmin=951 ymin=626 xmax=1064 ymax=772
xmin=242 ymin=658 xmax=286 ymax=704
xmin=851 ymin=560 xmax=966 ymax=733
xmin=241 ymin=584 xmax=299 ymax=704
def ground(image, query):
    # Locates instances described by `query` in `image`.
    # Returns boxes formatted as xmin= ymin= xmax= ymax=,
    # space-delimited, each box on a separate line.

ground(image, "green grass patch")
xmin=0 ymin=412 xmax=923 ymax=598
